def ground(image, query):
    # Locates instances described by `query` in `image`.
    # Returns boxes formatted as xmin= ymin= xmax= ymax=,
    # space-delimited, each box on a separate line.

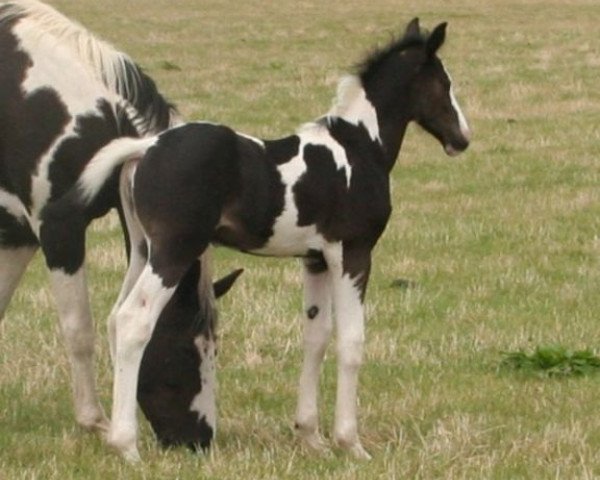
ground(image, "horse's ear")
xmin=213 ymin=268 xmax=243 ymax=298
xmin=405 ymin=17 xmax=420 ymax=38
xmin=426 ymin=22 xmax=447 ymax=56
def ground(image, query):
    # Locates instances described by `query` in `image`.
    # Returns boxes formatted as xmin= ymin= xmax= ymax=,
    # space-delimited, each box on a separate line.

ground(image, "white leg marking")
xmin=50 ymin=267 xmax=108 ymax=432
xmin=107 ymin=265 xmax=176 ymax=462
xmin=107 ymin=163 xmax=146 ymax=364
xmin=106 ymin=247 xmax=146 ymax=365
xmin=324 ymin=245 xmax=371 ymax=460
xmin=295 ymin=264 xmax=333 ymax=452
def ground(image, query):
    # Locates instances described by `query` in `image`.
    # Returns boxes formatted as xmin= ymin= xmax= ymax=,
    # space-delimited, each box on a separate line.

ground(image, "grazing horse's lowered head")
xmin=138 ymin=263 xmax=242 ymax=450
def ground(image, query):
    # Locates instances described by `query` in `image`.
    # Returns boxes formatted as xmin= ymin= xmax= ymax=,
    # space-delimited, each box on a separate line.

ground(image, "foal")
xmin=81 ymin=18 xmax=471 ymax=460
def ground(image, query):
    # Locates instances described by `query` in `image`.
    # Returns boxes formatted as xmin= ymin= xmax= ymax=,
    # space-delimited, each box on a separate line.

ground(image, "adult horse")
xmin=80 ymin=18 xmax=471 ymax=460
xmin=0 ymin=0 xmax=229 ymax=451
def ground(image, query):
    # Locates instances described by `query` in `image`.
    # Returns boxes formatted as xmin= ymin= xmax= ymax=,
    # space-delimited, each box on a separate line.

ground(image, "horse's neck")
xmin=327 ymin=75 xmax=409 ymax=172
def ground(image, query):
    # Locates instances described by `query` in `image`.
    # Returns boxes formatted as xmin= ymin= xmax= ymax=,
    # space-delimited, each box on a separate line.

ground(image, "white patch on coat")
xmin=253 ymin=122 xmax=357 ymax=256
xmin=78 ymin=136 xmax=157 ymax=204
xmin=0 ymin=189 xmax=30 ymax=225
xmin=298 ymin=123 xmax=352 ymax=186
xmin=253 ymin=152 xmax=320 ymax=256
xmin=13 ymin=20 xmax=119 ymax=222
xmin=29 ymin=119 xmax=74 ymax=230
xmin=190 ymin=334 xmax=217 ymax=434
xmin=2 ymin=1 xmax=139 ymax=106
xmin=328 ymin=75 xmax=381 ymax=143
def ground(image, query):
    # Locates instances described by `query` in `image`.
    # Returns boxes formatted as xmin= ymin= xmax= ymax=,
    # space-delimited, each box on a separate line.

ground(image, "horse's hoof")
xmin=299 ymin=432 xmax=330 ymax=454
xmin=107 ymin=428 xmax=141 ymax=463
xmin=347 ymin=442 xmax=372 ymax=460
xmin=77 ymin=409 xmax=110 ymax=433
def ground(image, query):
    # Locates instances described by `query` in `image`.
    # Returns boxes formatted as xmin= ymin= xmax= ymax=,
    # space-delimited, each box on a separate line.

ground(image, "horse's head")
xmin=137 ymin=262 xmax=242 ymax=451
xmin=357 ymin=18 xmax=471 ymax=159
xmin=405 ymin=19 xmax=471 ymax=156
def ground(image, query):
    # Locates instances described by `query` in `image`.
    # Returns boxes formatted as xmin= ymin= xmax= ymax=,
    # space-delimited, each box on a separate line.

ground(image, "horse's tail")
xmin=77 ymin=136 xmax=156 ymax=206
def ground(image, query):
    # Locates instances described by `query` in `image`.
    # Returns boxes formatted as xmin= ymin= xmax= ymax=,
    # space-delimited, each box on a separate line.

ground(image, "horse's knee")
xmin=115 ymin=306 xmax=153 ymax=357
xmin=61 ymin=319 xmax=95 ymax=358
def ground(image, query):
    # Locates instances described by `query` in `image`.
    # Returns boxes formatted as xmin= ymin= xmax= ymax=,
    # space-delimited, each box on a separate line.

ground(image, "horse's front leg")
xmin=107 ymin=263 xmax=180 ymax=461
xmin=295 ymin=255 xmax=333 ymax=452
xmin=47 ymin=265 xmax=109 ymax=432
xmin=40 ymin=217 xmax=108 ymax=433
xmin=324 ymin=244 xmax=372 ymax=460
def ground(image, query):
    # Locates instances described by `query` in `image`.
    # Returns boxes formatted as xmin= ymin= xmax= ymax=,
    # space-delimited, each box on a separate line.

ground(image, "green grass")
xmin=501 ymin=346 xmax=600 ymax=378
xmin=2 ymin=0 xmax=600 ymax=478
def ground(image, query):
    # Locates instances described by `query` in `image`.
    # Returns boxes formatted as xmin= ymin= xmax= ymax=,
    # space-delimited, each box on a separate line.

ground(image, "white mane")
xmin=327 ymin=75 xmax=381 ymax=143
xmin=329 ymin=75 xmax=366 ymax=117
xmin=0 ymin=0 xmax=141 ymax=104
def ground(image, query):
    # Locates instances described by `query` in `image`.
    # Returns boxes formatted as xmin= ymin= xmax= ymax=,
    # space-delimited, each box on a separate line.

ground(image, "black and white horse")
xmin=81 ymin=18 xmax=471 ymax=460
xmin=0 ymin=0 xmax=229 ymax=450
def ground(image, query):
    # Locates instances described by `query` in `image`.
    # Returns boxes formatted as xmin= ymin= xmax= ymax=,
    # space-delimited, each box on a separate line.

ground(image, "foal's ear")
xmin=404 ymin=17 xmax=420 ymax=38
xmin=426 ymin=22 xmax=447 ymax=56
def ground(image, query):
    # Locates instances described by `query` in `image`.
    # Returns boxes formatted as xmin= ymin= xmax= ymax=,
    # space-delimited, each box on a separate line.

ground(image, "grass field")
xmin=2 ymin=0 xmax=600 ymax=478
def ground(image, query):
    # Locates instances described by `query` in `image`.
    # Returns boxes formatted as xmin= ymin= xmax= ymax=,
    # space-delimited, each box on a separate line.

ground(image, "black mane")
xmin=355 ymin=31 xmax=427 ymax=81
xmin=116 ymin=59 xmax=179 ymax=134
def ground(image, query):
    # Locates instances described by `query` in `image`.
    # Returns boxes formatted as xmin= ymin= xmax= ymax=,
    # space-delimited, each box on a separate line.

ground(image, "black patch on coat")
xmin=264 ymin=135 xmax=300 ymax=165
xmin=293 ymin=144 xmax=348 ymax=236
xmin=39 ymin=101 xmax=124 ymax=273
xmin=137 ymin=239 xmax=148 ymax=261
xmin=135 ymin=124 xmax=240 ymax=286
xmin=49 ymin=99 xmax=121 ymax=205
xmin=304 ymin=248 xmax=327 ymax=274
xmin=0 ymin=206 xmax=38 ymax=247
xmin=214 ymin=134 xmax=287 ymax=252
xmin=0 ymin=17 xmax=73 ymax=206
xmin=306 ymin=306 xmax=319 ymax=319
xmin=38 ymin=204 xmax=86 ymax=274
xmin=326 ymin=117 xmax=386 ymax=168
xmin=138 ymin=260 xmax=215 ymax=451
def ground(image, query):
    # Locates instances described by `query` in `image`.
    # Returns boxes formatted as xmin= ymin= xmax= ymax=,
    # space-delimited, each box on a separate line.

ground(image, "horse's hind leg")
xmin=0 ymin=200 xmax=39 ymax=321
xmin=0 ymin=246 xmax=38 ymax=321
xmin=40 ymin=217 xmax=108 ymax=432
xmin=107 ymin=162 xmax=147 ymax=364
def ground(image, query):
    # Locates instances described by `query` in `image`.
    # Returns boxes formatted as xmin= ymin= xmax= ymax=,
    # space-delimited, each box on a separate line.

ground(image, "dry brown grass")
xmin=2 ymin=0 xmax=600 ymax=478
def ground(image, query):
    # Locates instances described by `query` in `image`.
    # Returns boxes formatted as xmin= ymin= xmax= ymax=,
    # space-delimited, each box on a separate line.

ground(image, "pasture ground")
xmin=1 ymin=0 xmax=600 ymax=478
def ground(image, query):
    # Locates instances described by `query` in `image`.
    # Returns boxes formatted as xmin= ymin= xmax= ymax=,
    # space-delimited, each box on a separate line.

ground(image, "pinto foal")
xmin=80 ymin=18 xmax=471 ymax=460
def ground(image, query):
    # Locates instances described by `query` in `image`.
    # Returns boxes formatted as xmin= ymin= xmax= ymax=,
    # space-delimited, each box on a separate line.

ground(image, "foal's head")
xmin=358 ymin=18 xmax=471 ymax=156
